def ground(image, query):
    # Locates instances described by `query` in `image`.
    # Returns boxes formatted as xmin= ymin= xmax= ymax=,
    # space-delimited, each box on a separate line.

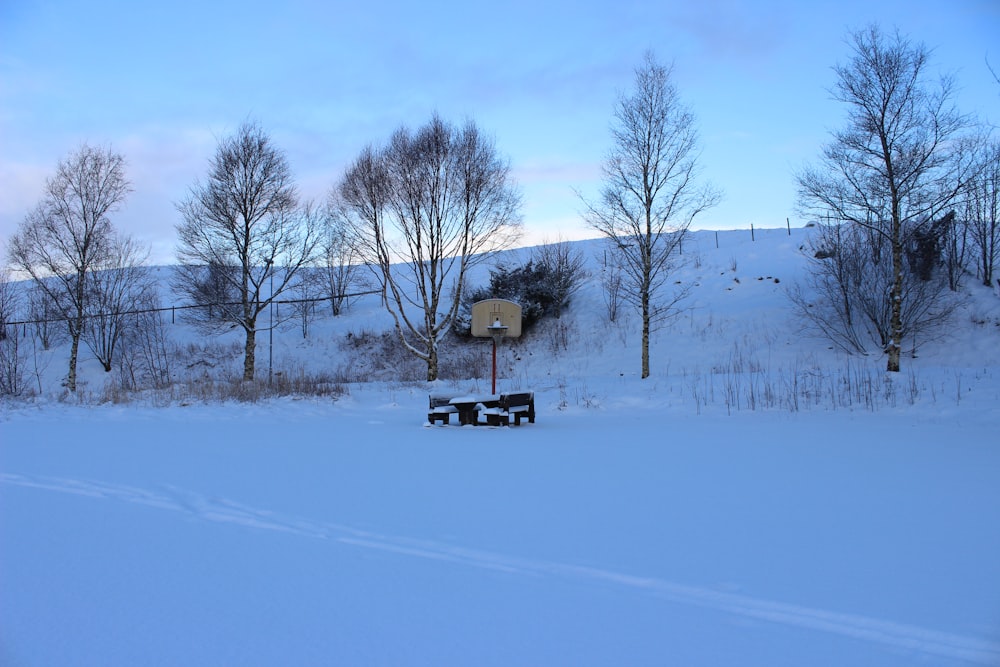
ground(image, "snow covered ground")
xmin=2 ymin=227 xmax=999 ymax=666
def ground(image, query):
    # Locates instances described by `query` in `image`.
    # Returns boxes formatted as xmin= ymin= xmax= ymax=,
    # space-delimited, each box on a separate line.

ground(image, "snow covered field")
xmin=2 ymin=228 xmax=999 ymax=666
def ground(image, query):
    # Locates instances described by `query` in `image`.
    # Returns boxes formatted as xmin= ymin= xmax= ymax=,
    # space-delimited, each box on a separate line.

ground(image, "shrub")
xmin=455 ymin=242 xmax=587 ymax=336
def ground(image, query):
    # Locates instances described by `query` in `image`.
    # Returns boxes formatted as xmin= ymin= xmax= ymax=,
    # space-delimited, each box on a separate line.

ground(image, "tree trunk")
xmin=243 ymin=326 xmax=256 ymax=381
xmin=983 ymin=242 xmax=993 ymax=287
xmin=67 ymin=332 xmax=80 ymax=392
xmin=641 ymin=289 xmax=650 ymax=379
xmin=887 ymin=228 xmax=904 ymax=373
xmin=426 ymin=345 xmax=439 ymax=382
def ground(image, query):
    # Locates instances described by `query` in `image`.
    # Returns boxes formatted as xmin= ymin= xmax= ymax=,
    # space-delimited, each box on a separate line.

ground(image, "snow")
xmin=2 ymin=228 xmax=1000 ymax=666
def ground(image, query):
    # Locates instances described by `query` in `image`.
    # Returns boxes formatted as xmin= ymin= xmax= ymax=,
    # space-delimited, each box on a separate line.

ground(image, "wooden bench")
xmin=427 ymin=394 xmax=459 ymax=425
xmin=483 ymin=391 xmax=535 ymax=426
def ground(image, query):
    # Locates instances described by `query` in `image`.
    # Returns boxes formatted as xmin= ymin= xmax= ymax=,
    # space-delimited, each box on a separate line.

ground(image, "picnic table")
xmin=447 ymin=395 xmax=500 ymax=425
xmin=428 ymin=392 xmax=535 ymax=426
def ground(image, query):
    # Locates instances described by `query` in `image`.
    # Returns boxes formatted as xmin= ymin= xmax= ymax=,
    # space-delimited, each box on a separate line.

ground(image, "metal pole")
xmin=268 ymin=273 xmax=273 ymax=386
xmin=486 ymin=319 xmax=507 ymax=395
xmin=491 ymin=339 xmax=497 ymax=395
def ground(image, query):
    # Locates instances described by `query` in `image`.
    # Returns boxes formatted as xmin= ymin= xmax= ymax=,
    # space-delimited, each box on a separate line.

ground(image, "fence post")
xmin=751 ymin=223 xmax=755 ymax=242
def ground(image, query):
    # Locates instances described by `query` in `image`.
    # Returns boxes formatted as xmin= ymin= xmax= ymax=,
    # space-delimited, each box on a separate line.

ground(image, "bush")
xmin=455 ymin=242 xmax=587 ymax=336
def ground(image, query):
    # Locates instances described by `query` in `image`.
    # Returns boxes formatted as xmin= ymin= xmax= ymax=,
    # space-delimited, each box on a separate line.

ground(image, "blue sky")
xmin=1 ymin=0 xmax=997 ymax=264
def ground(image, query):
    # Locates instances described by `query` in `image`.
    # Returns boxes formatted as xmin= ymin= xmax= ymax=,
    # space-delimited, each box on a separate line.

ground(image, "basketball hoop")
xmin=471 ymin=300 xmax=522 ymax=394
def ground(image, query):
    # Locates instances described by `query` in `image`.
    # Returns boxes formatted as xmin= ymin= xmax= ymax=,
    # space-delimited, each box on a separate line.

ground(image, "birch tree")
xmin=797 ymin=25 xmax=975 ymax=371
xmin=963 ymin=139 xmax=1000 ymax=288
xmin=338 ymin=115 xmax=522 ymax=381
xmin=7 ymin=144 xmax=131 ymax=391
xmin=582 ymin=52 xmax=720 ymax=378
xmin=175 ymin=121 xmax=321 ymax=381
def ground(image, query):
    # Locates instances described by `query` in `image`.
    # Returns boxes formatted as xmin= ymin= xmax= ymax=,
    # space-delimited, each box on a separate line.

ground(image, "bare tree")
xmin=789 ymin=223 xmax=870 ymax=355
xmin=179 ymin=260 xmax=238 ymax=323
xmin=789 ymin=221 xmax=960 ymax=356
xmin=284 ymin=205 xmax=370 ymax=338
xmin=287 ymin=268 xmax=323 ymax=339
xmin=118 ymin=291 xmax=172 ymax=391
xmin=934 ymin=210 xmax=970 ymax=292
xmin=319 ymin=203 xmax=365 ymax=317
xmin=0 ymin=268 xmax=15 ymax=343
xmin=7 ymin=144 xmax=131 ymax=391
xmin=27 ymin=286 xmax=65 ymax=350
xmin=175 ymin=121 xmax=321 ymax=381
xmin=598 ymin=248 xmax=625 ymax=323
xmin=530 ymin=239 xmax=588 ymax=319
xmin=582 ymin=52 xmax=720 ymax=378
xmin=81 ymin=234 xmax=155 ymax=372
xmin=339 ymin=114 xmax=522 ymax=381
xmin=797 ymin=25 xmax=976 ymax=371
xmin=0 ymin=269 xmax=27 ymax=396
xmin=963 ymin=139 xmax=1000 ymax=288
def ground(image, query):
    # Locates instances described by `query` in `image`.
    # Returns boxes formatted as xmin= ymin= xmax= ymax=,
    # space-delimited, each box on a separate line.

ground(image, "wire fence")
xmin=4 ymin=289 xmax=382 ymax=330
xmin=3 ymin=226 xmax=800 ymax=332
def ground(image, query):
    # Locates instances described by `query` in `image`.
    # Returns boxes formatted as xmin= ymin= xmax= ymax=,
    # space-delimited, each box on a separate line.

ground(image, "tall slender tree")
xmin=8 ymin=144 xmax=131 ymax=391
xmin=583 ymin=52 xmax=720 ymax=378
xmin=797 ymin=25 xmax=975 ymax=371
xmin=0 ymin=269 xmax=26 ymax=396
xmin=963 ymin=139 xmax=1000 ymax=288
xmin=318 ymin=203 xmax=365 ymax=317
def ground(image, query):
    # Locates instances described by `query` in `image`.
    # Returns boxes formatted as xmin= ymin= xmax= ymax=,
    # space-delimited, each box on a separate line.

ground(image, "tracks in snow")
xmin=3 ymin=471 xmax=998 ymax=665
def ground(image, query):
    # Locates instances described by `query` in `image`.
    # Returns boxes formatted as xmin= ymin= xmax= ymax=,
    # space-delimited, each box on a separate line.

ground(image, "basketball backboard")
xmin=471 ymin=299 xmax=522 ymax=338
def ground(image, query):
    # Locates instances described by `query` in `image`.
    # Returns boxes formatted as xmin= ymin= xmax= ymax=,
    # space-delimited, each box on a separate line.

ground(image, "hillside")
xmin=6 ymin=225 xmax=1000 ymax=409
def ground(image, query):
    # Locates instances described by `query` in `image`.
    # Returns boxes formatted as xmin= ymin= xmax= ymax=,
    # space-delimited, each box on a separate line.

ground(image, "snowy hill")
xmin=2 ymin=226 xmax=999 ymax=666
xmin=10 ymin=225 xmax=1000 ymax=404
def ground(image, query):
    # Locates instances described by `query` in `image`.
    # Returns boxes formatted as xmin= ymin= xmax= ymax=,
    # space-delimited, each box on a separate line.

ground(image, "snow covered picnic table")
xmin=427 ymin=391 xmax=535 ymax=426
